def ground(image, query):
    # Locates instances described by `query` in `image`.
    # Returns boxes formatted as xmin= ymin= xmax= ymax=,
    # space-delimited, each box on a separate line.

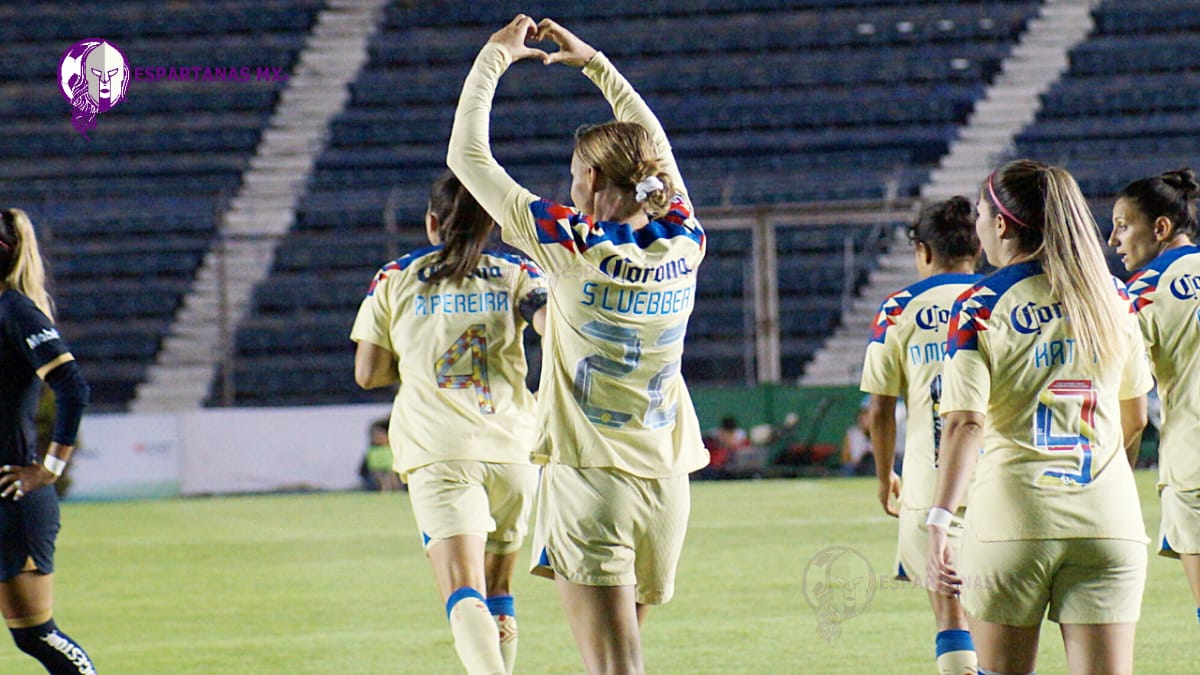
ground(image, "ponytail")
xmin=0 ymin=208 xmax=54 ymax=320
xmin=425 ymin=172 xmax=494 ymax=284
xmin=1041 ymin=167 xmax=1126 ymax=367
xmin=988 ymin=161 xmax=1126 ymax=368
xmin=576 ymin=121 xmax=677 ymax=219
xmin=632 ymin=159 xmax=676 ymax=220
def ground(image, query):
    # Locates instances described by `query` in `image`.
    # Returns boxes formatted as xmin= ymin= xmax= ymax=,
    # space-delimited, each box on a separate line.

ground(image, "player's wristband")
xmin=42 ymin=455 xmax=67 ymax=477
xmin=925 ymin=507 xmax=954 ymax=529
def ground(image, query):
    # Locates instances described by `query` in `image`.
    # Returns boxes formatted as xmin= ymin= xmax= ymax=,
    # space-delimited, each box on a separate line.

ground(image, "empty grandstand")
xmin=0 ymin=0 xmax=1193 ymax=409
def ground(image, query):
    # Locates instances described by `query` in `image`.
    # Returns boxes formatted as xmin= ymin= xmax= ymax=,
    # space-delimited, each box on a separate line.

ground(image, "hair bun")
xmin=944 ymin=195 xmax=972 ymax=221
xmin=1162 ymin=168 xmax=1200 ymax=197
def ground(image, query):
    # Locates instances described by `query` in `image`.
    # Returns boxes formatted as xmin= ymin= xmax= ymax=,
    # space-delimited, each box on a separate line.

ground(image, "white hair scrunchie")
xmin=634 ymin=176 xmax=665 ymax=203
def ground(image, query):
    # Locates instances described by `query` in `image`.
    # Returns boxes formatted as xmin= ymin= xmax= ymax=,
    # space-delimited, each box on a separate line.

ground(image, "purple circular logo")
xmin=59 ymin=38 xmax=130 ymax=139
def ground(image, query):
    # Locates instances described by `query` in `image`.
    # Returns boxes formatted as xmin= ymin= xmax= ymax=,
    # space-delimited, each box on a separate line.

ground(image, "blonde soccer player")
xmin=351 ymin=172 xmax=548 ymax=675
xmin=0 ymin=208 xmax=97 ymax=674
xmin=1109 ymin=167 xmax=1200 ymax=629
xmin=448 ymin=16 xmax=707 ymax=674
xmin=927 ymin=160 xmax=1153 ymax=674
xmin=860 ymin=196 xmax=981 ymax=674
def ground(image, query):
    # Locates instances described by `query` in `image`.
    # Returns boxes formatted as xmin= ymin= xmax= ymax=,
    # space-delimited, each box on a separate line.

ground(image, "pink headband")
xmin=0 ymin=239 xmax=10 ymax=252
xmin=987 ymin=170 xmax=1031 ymax=229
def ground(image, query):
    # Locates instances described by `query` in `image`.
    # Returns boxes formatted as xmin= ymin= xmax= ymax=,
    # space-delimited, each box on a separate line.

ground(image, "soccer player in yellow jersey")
xmin=351 ymin=172 xmax=548 ymax=675
xmin=1109 ymin=167 xmax=1200 ymax=630
xmin=448 ymin=16 xmax=707 ymax=674
xmin=861 ymin=197 xmax=981 ymax=674
xmin=927 ymin=160 xmax=1153 ymax=674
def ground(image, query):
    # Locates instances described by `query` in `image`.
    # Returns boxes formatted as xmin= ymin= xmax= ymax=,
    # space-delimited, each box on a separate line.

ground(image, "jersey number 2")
xmin=435 ymin=324 xmax=494 ymax=414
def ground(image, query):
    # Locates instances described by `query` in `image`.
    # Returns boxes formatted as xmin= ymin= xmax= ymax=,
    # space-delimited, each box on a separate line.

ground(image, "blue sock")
xmin=445 ymin=586 xmax=486 ymax=619
xmin=486 ymin=594 xmax=514 ymax=617
xmin=935 ymin=628 xmax=974 ymax=657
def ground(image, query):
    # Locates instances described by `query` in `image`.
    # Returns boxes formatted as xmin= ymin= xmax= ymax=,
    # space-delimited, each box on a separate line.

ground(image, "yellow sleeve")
xmin=941 ymin=344 xmax=990 ymax=415
xmin=349 ymin=274 xmax=394 ymax=353
xmin=1120 ymin=310 xmax=1154 ymax=399
xmin=1134 ymin=303 xmax=1161 ymax=381
xmin=860 ymin=337 xmax=903 ymax=397
xmin=581 ymin=52 xmax=688 ymax=203
xmin=447 ymin=42 xmax=541 ymax=253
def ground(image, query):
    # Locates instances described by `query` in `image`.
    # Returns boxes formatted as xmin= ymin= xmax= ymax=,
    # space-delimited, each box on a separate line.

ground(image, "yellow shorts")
xmin=959 ymin=533 xmax=1146 ymax=626
xmin=1158 ymin=484 xmax=1200 ymax=558
xmin=895 ymin=507 xmax=965 ymax=586
xmin=406 ymin=460 xmax=538 ymax=556
xmin=530 ymin=463 xmax=690 ymax=605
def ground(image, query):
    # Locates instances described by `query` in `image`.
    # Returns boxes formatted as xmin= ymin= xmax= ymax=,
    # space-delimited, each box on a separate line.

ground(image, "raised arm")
xmin=447 ymin=16 xmax=546 ymax=225
xmin=538 ymin=19 xmax=687 ymax=200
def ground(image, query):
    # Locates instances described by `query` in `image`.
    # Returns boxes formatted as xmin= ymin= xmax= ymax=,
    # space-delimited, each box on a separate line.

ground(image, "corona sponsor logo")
xmin=914 ymin=305 xmax=951 ymax=331
xmin=416 ymin=264 xmax=503 ymax=283
xmin=1010 ymin=301 xmax=1064 ymax=335
xmin=1169 ymin=273 xmax=1200 ymax=301
xmin=597 ymin=255 xmax=693 ymax=284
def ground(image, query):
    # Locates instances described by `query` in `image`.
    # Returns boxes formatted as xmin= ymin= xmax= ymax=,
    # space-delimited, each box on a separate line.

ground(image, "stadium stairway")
xmin=922 ymin=0 xmax=1098 ymax=200
xmin=131 ymin=0 xmax=390 ymax=412
xmin=797 ymin=223 xmax=913 ymax=386
xmin=801 ymin=0 xmax=1099 ymax=386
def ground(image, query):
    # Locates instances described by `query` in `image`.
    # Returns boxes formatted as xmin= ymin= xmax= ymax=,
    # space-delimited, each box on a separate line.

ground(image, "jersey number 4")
xmin=435 ymin=324 xmax=494 ymax=414
xmin=1034 ymin=379 xmax=1096 ymax=486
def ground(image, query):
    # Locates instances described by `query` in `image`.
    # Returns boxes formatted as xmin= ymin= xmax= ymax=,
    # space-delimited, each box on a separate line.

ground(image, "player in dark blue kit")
xmin=0 ymin=208 xmax=97 ymax=674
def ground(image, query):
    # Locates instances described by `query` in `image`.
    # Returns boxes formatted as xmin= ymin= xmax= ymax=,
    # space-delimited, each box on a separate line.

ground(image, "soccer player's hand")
xmin=536 ymin=19 xmax=597 ymax=67
xmin=878 ymin=471 xmax=901 ymax=517
xmin=925 ymin=525 xmax=961 ymax=597
xmin=488 ymin=15 xmax=548 ymax=63
xmin=0 ymin=463 xmax=55 ymax=501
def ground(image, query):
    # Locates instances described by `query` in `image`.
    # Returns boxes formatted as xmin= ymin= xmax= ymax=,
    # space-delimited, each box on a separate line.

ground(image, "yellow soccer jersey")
xmin=941 ymin=261 xmax=1152 ymax=542
xmin=350 ymin=246 xmax=547 ymax=478
xmin=1127 ymin=244 xmax=1200 ymax=491
xmin=860 ymin=272 xmax=980 ymax=510
xmin=448 ymin=45 xmax=708 ymax=478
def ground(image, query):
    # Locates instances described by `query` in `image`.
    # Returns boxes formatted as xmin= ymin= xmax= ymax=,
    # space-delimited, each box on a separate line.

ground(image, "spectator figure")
xmin=839 ymin=407 xmax=874 ymax=476
xmin=359 ymin=418 xmax=401 ymax=492
xmin=698 ymin=415 xmax=747 ymax=479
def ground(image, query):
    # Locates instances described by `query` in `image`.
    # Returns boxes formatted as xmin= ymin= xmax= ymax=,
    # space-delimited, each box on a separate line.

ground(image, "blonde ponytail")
xmin=987 ymin=161 xmax=1126 ymax=369
xmin=1039 ymin=168 xmax=1126 ymax=368
xmin=575 ymin=121 xmax=677 ymax=219
xmin=633 ymin=160 xmax=676 ymax=219
xmin=1 ymin=208 xmax=54 ymax=320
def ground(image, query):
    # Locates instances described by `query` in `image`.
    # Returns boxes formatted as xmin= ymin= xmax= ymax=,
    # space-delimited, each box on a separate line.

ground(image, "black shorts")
xmin=0 ymin=485 xmax=59 ymax=581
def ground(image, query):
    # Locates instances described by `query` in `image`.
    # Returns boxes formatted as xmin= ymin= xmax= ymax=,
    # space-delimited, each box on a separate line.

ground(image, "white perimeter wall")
xmin=66 ymin=404 xmax=391 ymax=500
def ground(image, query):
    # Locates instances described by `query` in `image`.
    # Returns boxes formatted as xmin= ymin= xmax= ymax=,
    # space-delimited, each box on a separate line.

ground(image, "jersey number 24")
xmin=572 ymin=320 xmax=685 ymax=429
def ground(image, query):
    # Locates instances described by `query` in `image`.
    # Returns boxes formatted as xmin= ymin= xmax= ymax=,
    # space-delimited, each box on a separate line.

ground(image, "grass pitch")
xmin=1 ymin=470 xmax=1195 ymax=673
